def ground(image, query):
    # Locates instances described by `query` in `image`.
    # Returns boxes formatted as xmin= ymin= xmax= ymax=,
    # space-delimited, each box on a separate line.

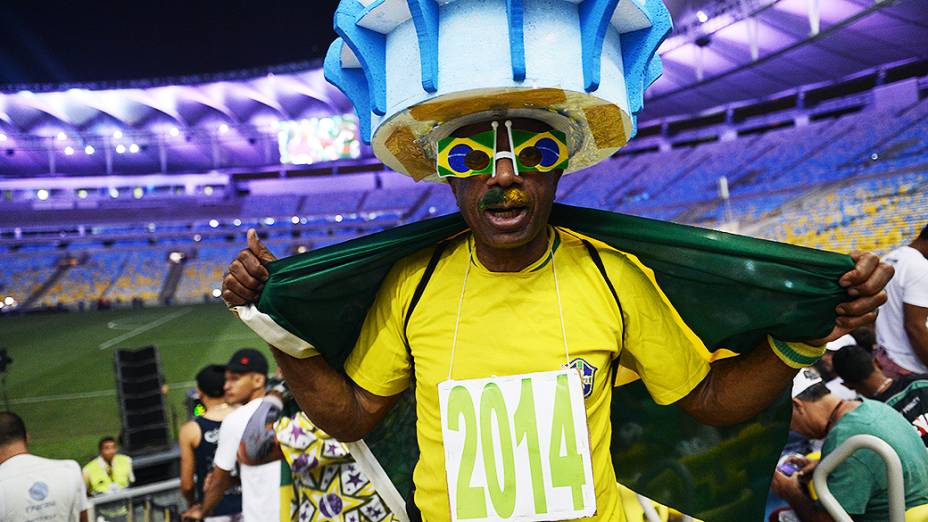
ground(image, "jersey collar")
xmin=467 ymin=226 xmax=560 ymax=274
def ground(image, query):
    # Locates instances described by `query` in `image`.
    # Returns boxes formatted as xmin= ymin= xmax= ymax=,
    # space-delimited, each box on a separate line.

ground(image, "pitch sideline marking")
xmin=98 ymin=308 xmax=192 ymax=350
xmin=8 ymin=380 xmax=196 ymax=405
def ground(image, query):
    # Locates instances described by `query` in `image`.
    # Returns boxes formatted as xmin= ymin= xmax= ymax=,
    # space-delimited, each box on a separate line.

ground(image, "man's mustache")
xmin=478 ymin=187 xmax=530 ymax=210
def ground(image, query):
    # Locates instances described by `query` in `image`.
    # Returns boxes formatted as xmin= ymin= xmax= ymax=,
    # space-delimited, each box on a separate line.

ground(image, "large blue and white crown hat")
xmin=324 ymin=0 xmax=671 ymax=181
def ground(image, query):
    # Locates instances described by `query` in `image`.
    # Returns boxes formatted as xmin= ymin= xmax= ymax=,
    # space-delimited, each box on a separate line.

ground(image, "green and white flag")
xmin=241 ymin=203 xmax=852 ymax=520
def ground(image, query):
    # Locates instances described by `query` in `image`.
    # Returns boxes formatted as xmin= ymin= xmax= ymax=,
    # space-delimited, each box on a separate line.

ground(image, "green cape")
xmin=256 ymin=203 xmax=852 ymax=519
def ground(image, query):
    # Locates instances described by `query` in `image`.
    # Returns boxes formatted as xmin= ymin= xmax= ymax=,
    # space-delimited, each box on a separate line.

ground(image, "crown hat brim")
xmin=325 ymin=0 xmax=671 ymax=181
xmin=372 ymin=86 xmax=632 ymax=182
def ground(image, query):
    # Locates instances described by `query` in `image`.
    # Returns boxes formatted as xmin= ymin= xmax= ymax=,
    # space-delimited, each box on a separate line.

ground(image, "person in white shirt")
xmin=0 ymin=411 xmax=89 ymax=522
xmin=183 ymin=349 xmax=280 ymax=522
xmin=875 ymin=225 xmax=928 ymax=377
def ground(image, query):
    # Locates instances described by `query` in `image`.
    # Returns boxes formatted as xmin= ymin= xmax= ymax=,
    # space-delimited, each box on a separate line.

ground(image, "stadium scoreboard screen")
xmin=277 ymin=114 xmax=361 ymax=165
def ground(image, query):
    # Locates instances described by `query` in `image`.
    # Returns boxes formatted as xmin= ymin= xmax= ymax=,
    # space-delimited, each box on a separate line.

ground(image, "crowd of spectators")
xmin=767 ymin=224 xmax=928 ymax=521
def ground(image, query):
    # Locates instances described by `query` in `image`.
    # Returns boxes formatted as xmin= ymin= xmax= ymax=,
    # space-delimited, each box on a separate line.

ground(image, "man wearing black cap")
xmin=184 ymin=349 xmax=280 ymax=522
xmin=178 ymin=365 xmax=241 ymax=521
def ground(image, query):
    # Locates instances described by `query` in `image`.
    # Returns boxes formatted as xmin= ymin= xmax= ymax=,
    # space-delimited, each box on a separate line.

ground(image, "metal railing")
xmin=87 ymin=478 xmax=182 ymax=522
xmin=813 ymin=434 xmax=905 ymax=522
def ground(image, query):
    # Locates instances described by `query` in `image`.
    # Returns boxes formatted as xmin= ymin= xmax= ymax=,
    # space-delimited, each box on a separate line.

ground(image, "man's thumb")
xmin=247 ymin=229 xmax=277 ymax=264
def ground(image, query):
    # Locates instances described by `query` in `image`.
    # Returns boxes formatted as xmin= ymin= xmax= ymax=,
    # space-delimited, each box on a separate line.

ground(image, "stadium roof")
xmin=0 ymin=0 xmax=924 ymax=178
xmin=645 ymin=0 xmax=928 ymax=119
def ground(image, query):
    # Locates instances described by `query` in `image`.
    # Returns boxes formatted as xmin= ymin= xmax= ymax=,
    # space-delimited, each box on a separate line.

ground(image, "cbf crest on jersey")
xmin=569 ymin=357 xmax=598 ymax=398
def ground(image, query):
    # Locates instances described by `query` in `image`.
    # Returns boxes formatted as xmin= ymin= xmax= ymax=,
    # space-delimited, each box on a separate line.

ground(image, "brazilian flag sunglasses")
xmin=436 ymin=120 xmax=569 ymax=179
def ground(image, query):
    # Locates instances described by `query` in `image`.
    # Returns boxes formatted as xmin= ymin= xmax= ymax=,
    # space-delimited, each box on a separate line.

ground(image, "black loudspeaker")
xmin=113 ymin=346 xmax=171 ymax=454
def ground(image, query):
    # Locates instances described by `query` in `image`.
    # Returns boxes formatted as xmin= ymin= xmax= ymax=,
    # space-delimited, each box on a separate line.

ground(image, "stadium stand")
xmin=173 ymin=246 xmax=238 ymax=304
xmin=2 ymin=88 xmax=926 ymax=311
xmin=755 ymin=172 xmax=928 ymax=254
xmin=101 ymin=250 xmax=169 ymax=306
xmin=0 ymin=253 xmax=61 ymax=307
xmin=301 ymin=190 xmax=365 ymax=216
xmin=38 ymin=253 xmax=119 ymax=308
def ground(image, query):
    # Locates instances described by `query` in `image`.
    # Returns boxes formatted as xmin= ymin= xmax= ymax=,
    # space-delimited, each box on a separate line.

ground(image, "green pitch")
xmin=0 ymin=304 xmax=269 ymax=464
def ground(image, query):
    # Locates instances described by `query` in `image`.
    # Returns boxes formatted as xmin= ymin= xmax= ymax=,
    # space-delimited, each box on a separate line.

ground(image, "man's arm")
xmin=177 ymin=421 xmax=199 ymax=507
xmin=677 ymin=341 xmax=796 ymax=426
xmin=74 ymin=462 xmax=91 ymax=522
xmin=190 ymin=467 xmax=233 ymax=518
xmin=238 ymin=395 xmax=285 ymax=465
xmin=82 ymin=468 xmax=92 ymax=497
xmin=271 ymin=350 xmax=401 ymax=442
xmin=903 ymin=303 xmax=928 ymax=367
xmin=679 ymin=251 xmax=892 ymax=426
xmin=771 ymin=471 xmax=834 ymax=522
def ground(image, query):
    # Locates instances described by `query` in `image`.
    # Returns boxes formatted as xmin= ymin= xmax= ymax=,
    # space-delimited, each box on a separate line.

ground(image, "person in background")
xmin=875 ymin=224 xmax=928 ymax=378
xmin=239 ymin=380 xmax=398 ymax=522
xmin=833 ymin=344 xmax=928 ymax=447
xmin=816 ymin=335 xmax=859 ymax=400
xmin=183 ymin=349 xmax=280 ymax=522
xmin=0 ymin=412 xmax=88 ymax=522
xmin=771 ymin=369 xmax=928 ymax=521
xmin=179 ymin=364 xmax=242 ymax=521
xmin=82 ymin=435 xmax=134 ymax=496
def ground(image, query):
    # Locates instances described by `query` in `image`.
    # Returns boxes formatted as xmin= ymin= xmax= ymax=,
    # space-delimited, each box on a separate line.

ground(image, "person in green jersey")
xmin=772 ymin=369 xmax=928 ymax=521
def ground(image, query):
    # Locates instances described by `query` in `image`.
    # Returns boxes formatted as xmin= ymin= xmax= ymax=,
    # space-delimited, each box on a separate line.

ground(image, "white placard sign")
xmin=438 ymin=368 xmax=596 ymax=521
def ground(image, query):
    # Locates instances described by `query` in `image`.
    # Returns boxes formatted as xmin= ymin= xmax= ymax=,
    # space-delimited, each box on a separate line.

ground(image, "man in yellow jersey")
xmin=222 ymin=118 xmax=891 ymax=521
xmin=220 ymin=1 xmax=894 ymax=520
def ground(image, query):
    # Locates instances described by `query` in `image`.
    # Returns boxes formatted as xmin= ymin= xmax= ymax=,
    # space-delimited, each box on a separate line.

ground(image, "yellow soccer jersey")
xmin=344 ymin=226 xmax=710 ymax=522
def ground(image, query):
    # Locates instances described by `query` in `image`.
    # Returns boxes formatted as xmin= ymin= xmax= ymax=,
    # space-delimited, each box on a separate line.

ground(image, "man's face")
xmin=789 ymin=399 xmax=824 ymax=439
xmin=446 ymin=118 xmax=561 ymax=251
xmin=224 ymin=370 xmax=261 ymax=405
xmin=100 ymin=441 xmax=118 ymax=462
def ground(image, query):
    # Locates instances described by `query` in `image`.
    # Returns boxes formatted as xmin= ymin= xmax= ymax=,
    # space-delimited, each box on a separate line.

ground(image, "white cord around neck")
xmin=447 ymin=236 xmax=571 ymax=381
xmin=551 ymin=252 xmax=571 ymax=367
xmin=447 ymin=249 xmax=472 ymax=381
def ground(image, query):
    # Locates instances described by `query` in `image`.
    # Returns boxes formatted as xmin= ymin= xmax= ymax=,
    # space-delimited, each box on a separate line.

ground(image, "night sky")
xmin=0 ymin=1 xmax=343 ymax=86
xmin=0 ymin=0 xmax=705 ymax=87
